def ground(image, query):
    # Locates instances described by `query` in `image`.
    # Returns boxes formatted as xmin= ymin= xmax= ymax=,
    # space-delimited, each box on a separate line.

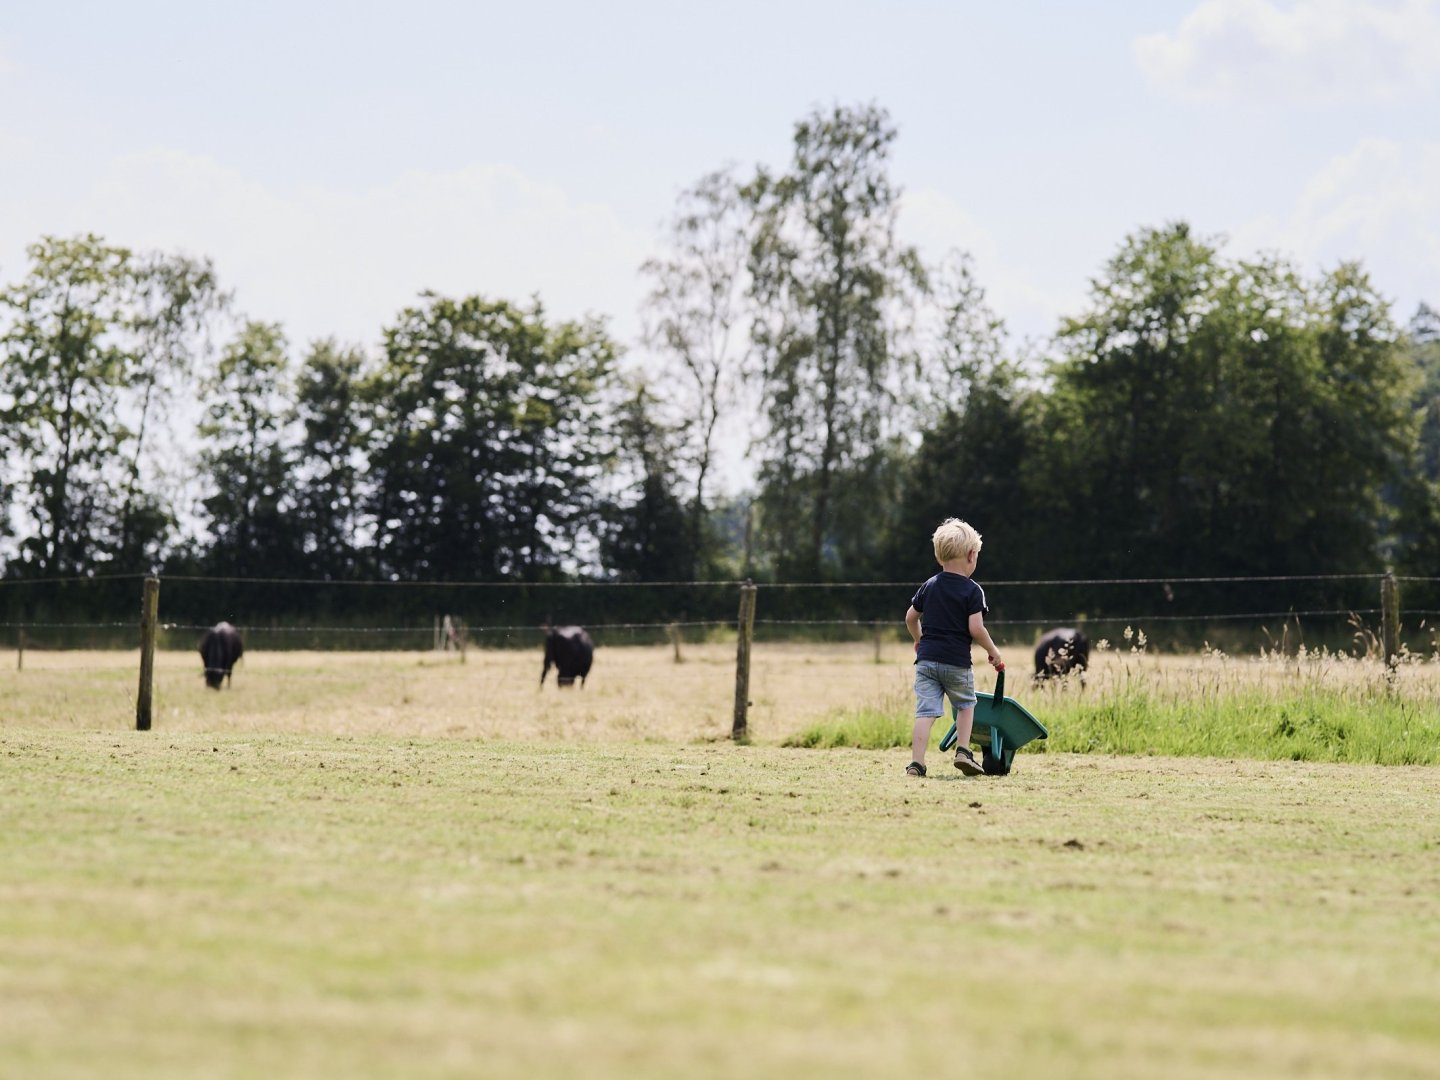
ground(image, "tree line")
xmin=2 ymin=103 xmax=1437 ymax=630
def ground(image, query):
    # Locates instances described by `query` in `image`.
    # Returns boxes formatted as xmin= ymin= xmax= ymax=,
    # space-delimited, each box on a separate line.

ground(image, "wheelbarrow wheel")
xmin=981 ymin=746 xmax=1011 ymax=776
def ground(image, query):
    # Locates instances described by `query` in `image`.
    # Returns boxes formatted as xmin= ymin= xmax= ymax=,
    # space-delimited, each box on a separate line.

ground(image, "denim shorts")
xmin=914 ymin=660 xmax=977 ymax=717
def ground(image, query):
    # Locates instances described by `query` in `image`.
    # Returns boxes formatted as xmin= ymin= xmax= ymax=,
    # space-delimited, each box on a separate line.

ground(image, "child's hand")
xmin=989 ymin=653 xmax=1005 ymax=671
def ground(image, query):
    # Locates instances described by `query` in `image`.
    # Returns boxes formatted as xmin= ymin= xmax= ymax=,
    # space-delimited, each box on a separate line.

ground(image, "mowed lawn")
xmin=3 ymin=728 xmax=1439 ymax=1079
xmin=4 ymin=646 xmax=1439 ymax=1077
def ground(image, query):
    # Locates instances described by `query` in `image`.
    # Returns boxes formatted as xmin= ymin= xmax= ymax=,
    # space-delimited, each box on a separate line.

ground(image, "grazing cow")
xmin=1034 ymin=627 xmax=1089 ymax=681
xmin=199 ymin=621 xmax=244 ymax=690
xmin=542 ymin=625 xmax=594 ymax=688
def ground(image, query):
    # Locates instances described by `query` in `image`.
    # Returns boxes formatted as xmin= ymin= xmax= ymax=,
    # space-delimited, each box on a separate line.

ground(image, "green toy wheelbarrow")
xmin=938 ymin=668 xmax=1048 ymax=776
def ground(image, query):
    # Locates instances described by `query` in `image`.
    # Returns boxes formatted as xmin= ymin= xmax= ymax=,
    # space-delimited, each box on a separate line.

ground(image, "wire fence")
xmin=1 ymin=571 xmax=1436 ymax=657
xmin=6 ymin=574 xmax=1436 ymax=731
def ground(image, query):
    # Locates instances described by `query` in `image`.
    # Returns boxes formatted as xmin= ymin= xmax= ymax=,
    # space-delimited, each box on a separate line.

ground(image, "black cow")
xmin=1034 ymin=627 xmax=1089 ymax=681
xmin=199 ymin=621 xmax=244 ymax=690
xmin=542 ymin=625 xmax=594 ymax=688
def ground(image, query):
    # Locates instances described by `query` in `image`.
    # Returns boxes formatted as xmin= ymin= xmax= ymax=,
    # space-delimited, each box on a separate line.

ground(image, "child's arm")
xmin=905 ymin=605 xmax=922 ymax=649
xmin=968 ymin=611 xmax=1004 ymax=669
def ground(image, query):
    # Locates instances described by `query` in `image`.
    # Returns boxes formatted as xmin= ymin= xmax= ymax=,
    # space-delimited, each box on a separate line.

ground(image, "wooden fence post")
xmin=17 ymin=628 xmax=24 ymax=671
xmin=136 ymin=576 xmax=159 ymax=732
xmin=732 ymin=581 xmax=757 ymax=742
xmin=1381 ymin=572 xmax=1400 ymax=669
xmin=669 ymin=622 xmax=683 ymax=664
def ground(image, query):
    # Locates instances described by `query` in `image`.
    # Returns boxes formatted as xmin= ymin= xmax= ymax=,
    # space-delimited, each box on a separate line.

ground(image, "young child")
xmin=903 ymin=518 xmax=1004 ymax=777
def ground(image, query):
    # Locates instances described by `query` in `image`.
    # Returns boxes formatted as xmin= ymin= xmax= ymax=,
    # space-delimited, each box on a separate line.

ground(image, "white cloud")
xmin=1135 ymin=0 xmax=1440 ymax=102
xmin=4 ymin=148 xmax=653 ymax=352
xmin=1228 ymin=138 xmax=1440 ymax=316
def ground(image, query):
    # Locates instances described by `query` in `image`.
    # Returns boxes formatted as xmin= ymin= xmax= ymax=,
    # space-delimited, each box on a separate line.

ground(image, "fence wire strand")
xmin=152 ymin=620 xmax=739 ymax=634
xmin=0 ymin=611 xmax=1404 ymax=636
xmin=2 ymin=571 xmax=1405 ymax=588
xmin=0 ymin=573 xmax=146 ymax=588
xmin=758 ymin=574 xmax=1387 ymax=589
xmin=156 ymin=575 xmax=747 ymax=588
xmin=755 ymin=609 xmax=1381 ymax=628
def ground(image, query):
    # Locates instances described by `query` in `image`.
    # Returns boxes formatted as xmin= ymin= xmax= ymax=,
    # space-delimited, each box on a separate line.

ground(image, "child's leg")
xmin=911 ymin=715 xmax=939 ymax=767
xmin=943 ymin=666 xmax=979 ymax=767
xmin=950 ymin=699 xmax=984 ymax=774
xmin=911 ymin=663 xmax=946 ymax=770
xmin=951 ymin=705 xmax=975 ymax=749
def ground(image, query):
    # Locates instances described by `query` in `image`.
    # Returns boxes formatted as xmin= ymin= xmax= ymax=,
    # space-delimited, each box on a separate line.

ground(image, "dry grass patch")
xmin=0 ymin=642 xmax=917 ymax=742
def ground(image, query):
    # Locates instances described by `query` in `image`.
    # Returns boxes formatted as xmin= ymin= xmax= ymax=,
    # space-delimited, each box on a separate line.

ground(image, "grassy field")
xmin=3 ymin=644 xmax=1439 ymax=1077
xmin=2 ymin=733 xmax=1439 ymax=1079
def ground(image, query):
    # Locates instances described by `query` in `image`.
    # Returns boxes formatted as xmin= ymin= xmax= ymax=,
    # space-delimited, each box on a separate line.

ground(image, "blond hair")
xmin=932 ymin=518 xmax=982 ymax=564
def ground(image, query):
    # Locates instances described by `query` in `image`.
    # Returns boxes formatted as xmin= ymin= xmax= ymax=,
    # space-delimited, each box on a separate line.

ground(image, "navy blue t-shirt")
xmin=911 ymin=572 xmax=989 ymax=668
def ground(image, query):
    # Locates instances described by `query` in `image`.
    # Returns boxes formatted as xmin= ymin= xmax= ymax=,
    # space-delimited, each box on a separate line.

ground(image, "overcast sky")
xmin=3 ymin=0 xmax=1438 ymax=360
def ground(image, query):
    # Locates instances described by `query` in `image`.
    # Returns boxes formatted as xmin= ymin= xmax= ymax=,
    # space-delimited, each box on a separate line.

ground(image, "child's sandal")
xmin=904 ymin=762 xmax=927 ymax=778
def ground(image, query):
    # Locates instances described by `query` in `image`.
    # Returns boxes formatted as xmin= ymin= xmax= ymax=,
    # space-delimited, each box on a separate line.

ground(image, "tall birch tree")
xmin=744 ymin=103 xmax=923 ymax=579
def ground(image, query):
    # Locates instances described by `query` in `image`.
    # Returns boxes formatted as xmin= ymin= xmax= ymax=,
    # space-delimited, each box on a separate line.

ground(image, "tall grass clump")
xmin=792 ymin=630 xmax=1440 ymax=765
xmin=784 ymin=689 xmax=912 ymax=749
xmin=1035 ymin=632 xmax=1440 ymax=764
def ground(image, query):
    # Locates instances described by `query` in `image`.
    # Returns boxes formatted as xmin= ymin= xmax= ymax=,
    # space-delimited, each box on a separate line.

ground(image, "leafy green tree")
xmin=744 ymin=103 xmax=924 ymax=579
xmin=824 ymin=438 xmax=913 ymax=580
xmin=1037 ymin=224 xmax=1416 ymax=579
xmin=1308 ymin=263 xmax=1420 ymax=565
xmin=1406 ymin=303 xmax=1440 ymax=482
xmin=0 ymin=236 xmax=131 ymax=576
xmin=894 ymin=251 xmax=1030 ymax=573
xmin=639 ymin=168 xmax=749 ymax=576
xmin=364 ymin=294 xmax=617 ymax=580
xmin=195 ymin=321 xmax=298 ymax=576
xmin=1393 ymin=303 xmax=1440 ymax=577
xmin=1033 ymin=224 xmax=1220 ymax=577
xmin=289 ymin=339 xmax=370 ymax=577
xmin=919 ymin=251 xmax=1010 ymax=403
xmin=0 ymin=235 xmax=223 ymax=576
xmin=120 ymin=252 xmax=227 ymax=566
xmin=900 ymin=375 xmax=1033 ymax=577
xmin=600 ymin=380 xmax=692 ymax=581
